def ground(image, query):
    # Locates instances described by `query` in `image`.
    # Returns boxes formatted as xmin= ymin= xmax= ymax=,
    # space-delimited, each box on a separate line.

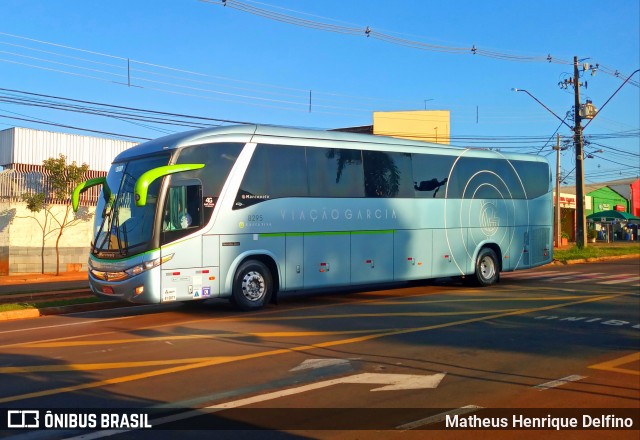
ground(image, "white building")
xmin=0 ymin=127 xmax=138 ymax=274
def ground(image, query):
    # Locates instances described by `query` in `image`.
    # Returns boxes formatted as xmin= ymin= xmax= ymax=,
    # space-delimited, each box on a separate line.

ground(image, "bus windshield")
xmin=92 ymin=154 xmax=170 ymax=258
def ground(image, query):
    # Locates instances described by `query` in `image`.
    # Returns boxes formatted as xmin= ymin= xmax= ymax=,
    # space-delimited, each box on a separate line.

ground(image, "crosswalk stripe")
xmin=598 ymin=277 xmax=640 ymax=285
xmin=597 ymin=274 xmax=638 ymax=280
xmin=503 ymin=271 xmax=638 ymax=285
xmin=564 ymin=273 xmax=607 ymax=283
xmin=547 ymin=275 xmax=585 ymax=281
xmin=504 ymin=271 xmax=573 ymax=279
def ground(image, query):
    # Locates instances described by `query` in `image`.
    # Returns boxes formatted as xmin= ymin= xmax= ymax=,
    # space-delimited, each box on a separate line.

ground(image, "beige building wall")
xmin=9 ymin=203 xmax=94 ymax=247
xmin=373 ymin=110 xmax=451 ymax=144
xmin=0 ymin=202 xmax=95 ymax=274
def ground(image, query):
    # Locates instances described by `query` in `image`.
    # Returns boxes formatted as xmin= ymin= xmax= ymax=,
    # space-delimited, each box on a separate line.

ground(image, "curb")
xmin=0 ymin=301 xmax=131 ymax=321
xmin=39 ymin=301 xmax=132 ymax=316
xmin=0 ymin=308 xmax=42 ymax=321
xmin=551 ymin=254 xmax=640 ymax=265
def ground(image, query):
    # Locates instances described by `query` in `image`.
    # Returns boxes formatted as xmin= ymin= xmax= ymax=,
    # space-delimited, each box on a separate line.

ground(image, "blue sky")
xmin=1 ymin=0 xmax=638 ymax=184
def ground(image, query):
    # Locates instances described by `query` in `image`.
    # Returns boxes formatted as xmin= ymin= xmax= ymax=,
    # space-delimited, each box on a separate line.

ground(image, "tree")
xmin=19 ymin=192 xmax=52 ymax=274
xmin=20 ymin=154 xmax=91 ymax=275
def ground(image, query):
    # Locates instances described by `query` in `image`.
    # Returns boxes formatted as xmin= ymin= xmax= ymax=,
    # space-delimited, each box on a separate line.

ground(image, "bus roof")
xmin=114 ymin=124 xmax=548 ymax=164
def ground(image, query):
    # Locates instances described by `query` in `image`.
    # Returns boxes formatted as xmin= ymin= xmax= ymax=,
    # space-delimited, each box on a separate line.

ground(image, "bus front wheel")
xmin=232 ymin=260 xmax=272 ymax=311
xmin=470 ymin=248 xmax=499 ymax=287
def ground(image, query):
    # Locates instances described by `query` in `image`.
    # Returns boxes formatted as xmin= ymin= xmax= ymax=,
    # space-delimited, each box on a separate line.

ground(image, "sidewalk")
xmin=0 ymin=271 xmax=126 ymax=321
xmin=0 ymin=271 xmax=89 ymax=295
xmin=588 ymin=240 xmax=640 ymax=247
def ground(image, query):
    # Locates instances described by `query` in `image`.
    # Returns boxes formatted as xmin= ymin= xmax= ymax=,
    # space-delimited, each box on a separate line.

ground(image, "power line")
xmin=588 ymin=153 xmax=640 ymax=169
xmin=0 ymin=114 xmax=151 ymax=141
xmin=3 ymin=30 xmax=634 ymax=127
xmin=207 ymin=0 xmax=639 ymax=87
xmin=0 ymin=87 xmax=253 ymax=125
xmin=2 ymin=86 xmax=637 ymax=164
xmin=589 ymin=141 xmax=640 ymax=157
xmin=0 ymin=31 xmax=423 ymax=116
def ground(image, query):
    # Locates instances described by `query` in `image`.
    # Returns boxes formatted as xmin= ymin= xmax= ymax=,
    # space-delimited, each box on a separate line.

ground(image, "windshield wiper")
xmin=113 ymin=204 xmax=126 ymax=256
xmin=94 ymin=203 xmax=114 ymax=253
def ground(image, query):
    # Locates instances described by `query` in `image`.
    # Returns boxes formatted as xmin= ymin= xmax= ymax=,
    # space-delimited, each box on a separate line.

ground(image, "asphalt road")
xmin=0 ymin=258 xmax=638 ymax=439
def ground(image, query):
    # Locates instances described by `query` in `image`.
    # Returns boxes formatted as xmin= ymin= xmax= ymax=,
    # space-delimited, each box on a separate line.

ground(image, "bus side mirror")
xmin=134 ymin=164 xmax=205 ymax=207
xmin=72 ymin=177 xmax=111 ymax=212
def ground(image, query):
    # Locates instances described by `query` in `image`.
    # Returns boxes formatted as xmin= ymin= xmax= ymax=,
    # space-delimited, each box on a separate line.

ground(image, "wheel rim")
xmin=240 ymin=270 xmax=266 ymax=302
xmin=479 ymin=255 xmax=496 ymax=281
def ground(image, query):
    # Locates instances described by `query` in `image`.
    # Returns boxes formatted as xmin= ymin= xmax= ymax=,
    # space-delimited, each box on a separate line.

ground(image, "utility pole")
xmin=517 ymin=62 xmax=639 ymax=249
xmin=573 ymin=56 xmax=586 ymax=248
xmin=554 ymin=134 xmax=562 ymax=248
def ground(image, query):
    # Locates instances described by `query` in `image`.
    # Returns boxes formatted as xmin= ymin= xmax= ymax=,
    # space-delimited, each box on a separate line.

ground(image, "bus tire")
xmin=231 ymin=260 xmax=272 ymax=311
xmin=471 ymin=248 xmax=499 ymax=287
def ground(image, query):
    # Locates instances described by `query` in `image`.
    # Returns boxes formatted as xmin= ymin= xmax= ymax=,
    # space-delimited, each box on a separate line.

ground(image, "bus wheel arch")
xmin=468 ymin=245 xmax=501 ymax=287
xmin=231 ymin=255 xmax=279 ymax=311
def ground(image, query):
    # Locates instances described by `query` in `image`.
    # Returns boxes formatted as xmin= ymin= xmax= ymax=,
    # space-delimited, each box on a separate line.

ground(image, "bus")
xmin=73 ymin=125 xmax=553 ymax=310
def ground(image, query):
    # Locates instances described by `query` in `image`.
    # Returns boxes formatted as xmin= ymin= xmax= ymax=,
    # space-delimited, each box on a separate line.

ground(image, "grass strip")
xmin=554 ymin=245 xmax=640 ymax=263
xmin=0 ymin=297 xmax=103 ymax=313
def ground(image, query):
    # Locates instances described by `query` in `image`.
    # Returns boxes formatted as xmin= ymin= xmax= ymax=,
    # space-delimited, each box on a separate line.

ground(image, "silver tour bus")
xmin=73 ymin=125 xmax=553 ymax=310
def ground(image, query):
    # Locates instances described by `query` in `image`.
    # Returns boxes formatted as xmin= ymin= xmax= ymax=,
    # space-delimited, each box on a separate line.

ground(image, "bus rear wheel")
xmin=470 ymin=248 xmax=499 ymax=287
xmin=232 ymin=260 xmax=272 ymax=311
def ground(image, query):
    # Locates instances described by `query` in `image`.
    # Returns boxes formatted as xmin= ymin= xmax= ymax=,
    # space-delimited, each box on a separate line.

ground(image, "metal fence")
xmin=0 ymin=165 xmax=106 ymax=206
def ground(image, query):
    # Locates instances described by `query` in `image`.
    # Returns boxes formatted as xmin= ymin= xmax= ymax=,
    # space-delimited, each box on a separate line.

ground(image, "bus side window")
xmin=162 ymin=184 xmax=201 ymax=233
xmin=307 ymin=147 xmax=364 ymax=198
xmin=363 ymin=150 xmax=413 ymax=198
xmin=412 ymin=153 xmax=455 ymax=198
xmin=234 ymin=144 xmax=308 ymax=209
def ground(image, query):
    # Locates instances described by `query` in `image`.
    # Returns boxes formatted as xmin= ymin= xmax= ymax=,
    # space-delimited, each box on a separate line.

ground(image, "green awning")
xmin=586 ymin=210 xmax=640 ymax=222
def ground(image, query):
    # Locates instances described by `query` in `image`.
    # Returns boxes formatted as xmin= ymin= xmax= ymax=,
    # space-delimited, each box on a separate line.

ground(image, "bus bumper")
xmin=89 ymin=267 xmax=162 ymax=304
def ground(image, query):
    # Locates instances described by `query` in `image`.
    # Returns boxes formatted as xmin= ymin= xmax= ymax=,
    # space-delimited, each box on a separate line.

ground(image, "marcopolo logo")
xmin=480 ymin=202 xmax=499 ymax=237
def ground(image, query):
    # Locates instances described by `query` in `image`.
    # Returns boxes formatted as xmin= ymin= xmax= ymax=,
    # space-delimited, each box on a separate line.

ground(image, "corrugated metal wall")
xmin=0 ymin=127 xmax=138 ymax=171
xmin=0 ymin=128 xmax=16 ymax=166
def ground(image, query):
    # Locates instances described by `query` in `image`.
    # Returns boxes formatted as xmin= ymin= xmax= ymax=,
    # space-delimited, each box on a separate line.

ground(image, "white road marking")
xmin=396 ymin=405 xmax=482 ymax=430
xmin=209 ymin=373 xmax=447 ymax=407
xmin=595 ymin=273 xmax=634 ymax=279
xmin=290 ymin=358 xmax=351 ymax=371
xmin=504 ymin=271 xmax=638 ymax=286
xmin=0 ymin=314 xmax=139 ymax=335
xmin=65 ymin=372 xmax=447 ymax=439
xmin=534 ymin=374 xmax=586 ymax=391
xmin=547 ymin=275 xmax=585 ymax=281
xmin=503 ymin=271 xmax=569 ymax=279
xmin=563 ymin=273 xmax=607 ymax=283
xmin=598 ymin=277 xmax=640 ymax=285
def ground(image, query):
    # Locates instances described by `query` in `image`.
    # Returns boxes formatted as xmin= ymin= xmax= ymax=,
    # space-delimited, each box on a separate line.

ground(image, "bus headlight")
xmin=124 ymin=254 xmax=174 ymax=277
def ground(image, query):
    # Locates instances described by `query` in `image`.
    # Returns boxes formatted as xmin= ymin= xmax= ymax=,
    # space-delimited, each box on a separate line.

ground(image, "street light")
xmin=424 ymin=98 xmax=434 ymax=110
xmin=586 ymin=149 xmax=604 ymax=159
xmin=553 ymin=135 xmax=568 ymax=248
xmin=559 ymin=150 xmax=603 ymax=185
xmin=512 ymin=88 xmax=573 ymax=248
xmin=515 ymin=62 xmax=639 ymax=247
xmin=516 ymin=64 xmax=640 ymax=248
xmin=511 ymin=89 xmax=573 ymax=130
